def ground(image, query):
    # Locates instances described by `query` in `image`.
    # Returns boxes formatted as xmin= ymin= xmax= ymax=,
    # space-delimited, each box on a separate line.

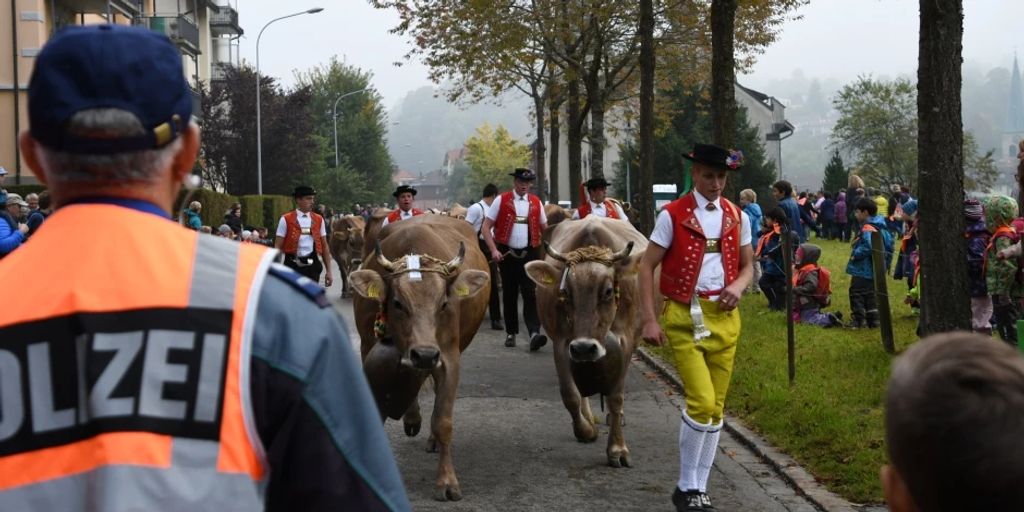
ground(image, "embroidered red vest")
xmin=281 ymin=210 xmax=324 ymax=255
xmin=386 ymin=208 xmax=424 ymax=223
xmin=659 ymin=193 xmax=742 ymax=304
xmin=577 ymin=200 xmax=620 ymax=220
xmin=493 ymin=191 xmax=542 ymax=248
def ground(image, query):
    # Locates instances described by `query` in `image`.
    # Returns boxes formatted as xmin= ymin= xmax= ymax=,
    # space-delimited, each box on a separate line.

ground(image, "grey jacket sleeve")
xmin=250 ymin=273 xmax=411 ymax=512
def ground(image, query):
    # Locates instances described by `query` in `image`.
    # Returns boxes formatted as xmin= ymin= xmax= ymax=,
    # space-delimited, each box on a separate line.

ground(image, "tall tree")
xmin=918 ymin=0 xmax=968 ymax=334
xmin=464 ymin=123 xmax=532 ymax=196
xmin=822 ymin=150 xmax=848 ymax=195
xmin=294 ymin=57 xmax=394 ymax=209
xmin=637 ymin=0 xmax=655 ymax=234
xmin=710 ymin=0 xmax=738 ymax=149
xmin=963 ymin=131 xmax=998 ymax=193
xmin=831 ymin=77 xmax=918 ymax=190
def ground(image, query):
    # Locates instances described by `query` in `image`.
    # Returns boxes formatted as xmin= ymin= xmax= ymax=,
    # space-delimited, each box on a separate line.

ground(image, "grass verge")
xmin=647 ymin=237 xmax=920 ymax=504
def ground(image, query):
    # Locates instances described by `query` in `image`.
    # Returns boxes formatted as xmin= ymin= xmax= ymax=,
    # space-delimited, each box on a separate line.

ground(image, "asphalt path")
xmin=323 ymin=260 xmax=823 ymax=512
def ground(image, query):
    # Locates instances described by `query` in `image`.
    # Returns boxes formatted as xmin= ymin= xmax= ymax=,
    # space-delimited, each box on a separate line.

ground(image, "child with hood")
xmin=964 ymin=199 xmax=991 ymax=335
xmin=740 ymin=189 xmax=763 ymax=294
xmin=893 ymin=199 xmax=919 ymax=314
xmin=985 ymin=195 xmax=1021 ymax=344
xmin=834 ymin=191 xmax=849 ymax=242
xmin=793 ymin=243 xmax=842 ymax=327
xmin=846 ymin=198 xmax=894 ymax=328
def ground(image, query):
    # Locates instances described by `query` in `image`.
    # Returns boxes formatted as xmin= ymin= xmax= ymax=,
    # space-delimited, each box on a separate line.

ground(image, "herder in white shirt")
xmin=572 ymin=177 xmax=627 ymax=220
xmin=381 ymin=185 xmax=424 ymax=227
xmin=464 ymin=183 xmax=504 ymax=331
xmin=481 ymin=168 xmax=549 ymax=351
xmin=274 ymin=185 xmax=333 ymax=286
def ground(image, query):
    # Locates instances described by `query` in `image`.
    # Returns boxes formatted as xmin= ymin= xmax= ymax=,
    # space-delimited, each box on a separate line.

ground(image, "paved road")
xmin=323 ymin=261 xmax=823 ymax=512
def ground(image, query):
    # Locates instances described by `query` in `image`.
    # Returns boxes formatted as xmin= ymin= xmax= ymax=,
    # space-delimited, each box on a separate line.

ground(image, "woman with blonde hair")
xmin=739 ymin=188 xmax=763 ymax=293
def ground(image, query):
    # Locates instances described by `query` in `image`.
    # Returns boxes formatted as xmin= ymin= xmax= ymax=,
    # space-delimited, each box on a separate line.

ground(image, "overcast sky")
xmin=238 ymin=1 xmax=1024 ymax=109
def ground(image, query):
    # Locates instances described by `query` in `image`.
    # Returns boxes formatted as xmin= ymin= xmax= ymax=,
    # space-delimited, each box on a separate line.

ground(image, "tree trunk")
xmin=567 ymin=76 xmax=584 ymax=207
xmin=710 ymin=0 xmax=737 ymax=149
xmin=533 ymin=93 xmax=548 ymax=202
xmin=549 ymin=100 xmax=562 ymax=204
xmin=637 ymin=0 xmax=655 ymax=234
xmin=918 ymin=0 xmax=969 ymax=334
xmin=589 ymin=95 xmax=606 ymax=180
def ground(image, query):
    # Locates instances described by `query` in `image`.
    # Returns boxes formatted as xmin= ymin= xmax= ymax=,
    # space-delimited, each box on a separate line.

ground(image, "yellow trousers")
xmin=660 ymin=298 xmax=741 ymax=424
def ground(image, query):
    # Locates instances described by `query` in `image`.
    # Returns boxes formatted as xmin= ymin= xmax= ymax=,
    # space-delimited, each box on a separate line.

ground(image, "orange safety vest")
xmin=659 ymin=193 xmax=742 ymax=304
xmin=281 ymin=210 xmax=324 ymax=256
xmin=577 ymin=200 xmax=620 ymax=220
xmin=0 ymin=203 xmax=274 ymax=509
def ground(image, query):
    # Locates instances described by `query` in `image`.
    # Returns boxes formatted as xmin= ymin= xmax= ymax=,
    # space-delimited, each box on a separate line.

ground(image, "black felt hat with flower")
xmin=682 ymin=143 xmax=744 ymax=171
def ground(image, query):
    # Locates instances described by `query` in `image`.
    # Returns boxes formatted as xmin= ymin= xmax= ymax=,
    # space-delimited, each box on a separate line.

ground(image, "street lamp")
xmin=332 ymin=87 xmax=369 ymax=167
xmin=256 ymin=7 xmax=324 ymax=195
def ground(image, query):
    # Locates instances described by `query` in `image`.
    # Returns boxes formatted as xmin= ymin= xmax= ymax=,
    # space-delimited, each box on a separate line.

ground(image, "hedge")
xmin=262 ymin=195 xmax=294 ymax=231
xmin=172 ymin=188 xmax=292 ymax=231
xmin=238 ymin=195 xmax=266 ymax=229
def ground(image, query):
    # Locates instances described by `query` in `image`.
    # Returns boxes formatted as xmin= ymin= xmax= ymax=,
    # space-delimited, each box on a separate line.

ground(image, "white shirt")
xmin=571 ymin=199 xmax=626 ymax=220
xmin=464 ymin=200 xmax=490 ymax=239
xmin=485 ymin=192 xmax=548 ymax=249
xmin=649 ymin=191 xmax=751 ymax=295
xmin=380 ymin=208 xmax=416 ymax=227
xmin=276 ymin=209 xmax=327 ymax=257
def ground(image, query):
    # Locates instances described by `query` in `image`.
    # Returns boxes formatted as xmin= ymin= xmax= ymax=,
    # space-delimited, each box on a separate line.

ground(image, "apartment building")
xmin=0 ymin=0 xmax=242 ymax=184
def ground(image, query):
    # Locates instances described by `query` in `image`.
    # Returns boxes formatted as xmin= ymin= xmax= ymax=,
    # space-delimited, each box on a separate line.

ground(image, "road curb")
xmin=634 ymin=347 xmax=868 ymax=512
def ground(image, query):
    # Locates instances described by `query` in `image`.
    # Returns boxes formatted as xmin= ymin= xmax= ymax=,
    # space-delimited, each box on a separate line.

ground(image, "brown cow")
xmin=361 ymin=207 xmax=392 ymax=261
xmin=329 ymin=215 xmax=366 ymax=297
xmin=545 ymin=202 xmax=571 ymax=226
xmin=524 ymin=215 xmax=648 ymax=468
xmin=350 ymin=215 xmax=490 ymax=501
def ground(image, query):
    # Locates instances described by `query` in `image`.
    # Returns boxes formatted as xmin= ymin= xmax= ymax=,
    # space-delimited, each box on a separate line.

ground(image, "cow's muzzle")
xmin=569 ymin=337 xmax=607 ymax=363
xmin=405 ymin=346 xmax=442 ymax=370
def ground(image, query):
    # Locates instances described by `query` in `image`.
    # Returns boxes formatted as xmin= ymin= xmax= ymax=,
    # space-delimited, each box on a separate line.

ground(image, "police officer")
xmin=0 ymin=24 xmax=409 ymax=512
xmin=481 ymin=168 xmax=548 ymax=350
xmin=275 ymin=186 xmax=333 ymax=286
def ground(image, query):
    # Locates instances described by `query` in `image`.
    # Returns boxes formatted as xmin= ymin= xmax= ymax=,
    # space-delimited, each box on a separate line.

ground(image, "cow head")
xmin=350 ymin=241 xmax=489 ymax=370
xmin=347 ymin=227 xmax=364 ymax=265
xmin=526 ymin=242 xmax=638 ymax=363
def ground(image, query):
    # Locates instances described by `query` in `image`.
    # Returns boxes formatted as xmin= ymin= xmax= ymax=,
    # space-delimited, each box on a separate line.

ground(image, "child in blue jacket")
xmin=846 ymin=198 xmax=894 ymax=328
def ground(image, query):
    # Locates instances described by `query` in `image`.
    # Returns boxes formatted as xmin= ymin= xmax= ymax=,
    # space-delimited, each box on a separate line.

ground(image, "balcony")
xmin=210 ymin=6 xmax=243 ymax=36
xmin=134 ymin=15 xmax=200 ymax=56
xmin=191 ymin=87 xmax=202 ymax=121
xmin=71 ymin=0 xmax=142 ymax=18
xmin=211 ymin=62 xmax=231 ymax=83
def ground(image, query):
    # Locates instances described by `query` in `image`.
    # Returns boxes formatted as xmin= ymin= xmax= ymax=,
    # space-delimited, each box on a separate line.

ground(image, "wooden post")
xmin=871 ymin=232 xmax=895 ymax=353
xmin=782 ymin=229 xmax=795 ymax=383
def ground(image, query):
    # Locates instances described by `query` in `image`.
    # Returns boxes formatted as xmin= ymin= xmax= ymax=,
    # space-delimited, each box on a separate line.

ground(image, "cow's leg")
xmin=403 ymin=399 xmax=422 ymax=437
xmin=605 ymin=388 xmax=631 ymax=468
xmin=554 ymin=342 xmax=597 ymax=442
xmin=429 ymin=358 xmax=462 ymax=501
xmin=339 ymin=261 xmax=351 ymax=298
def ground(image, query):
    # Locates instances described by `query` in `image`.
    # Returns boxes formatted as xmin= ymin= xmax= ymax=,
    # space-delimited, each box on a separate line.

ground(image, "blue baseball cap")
xmin=28 ymin=24 xmax=192 ymax=154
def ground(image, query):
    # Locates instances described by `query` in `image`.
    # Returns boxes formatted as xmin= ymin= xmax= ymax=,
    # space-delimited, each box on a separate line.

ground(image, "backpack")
xmin=814 ymin=266 xmax=832 ymax=307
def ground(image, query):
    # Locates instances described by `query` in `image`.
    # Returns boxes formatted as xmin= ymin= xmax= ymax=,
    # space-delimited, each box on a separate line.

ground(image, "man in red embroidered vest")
xmin=382 ymin=185 xmax=424 ymax=227
xmin=637 ymin=143 xmax=753 ymax=512
xmin=573 ymin=177 xmax=626 ymax=220
xmin=275 ymin=186 xmax=333 ymax=286
xmin=482 ymin=168 xmax=549 ymax=350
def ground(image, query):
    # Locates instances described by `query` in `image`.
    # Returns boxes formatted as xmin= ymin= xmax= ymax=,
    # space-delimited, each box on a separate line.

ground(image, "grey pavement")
xmin=321 ymin=260 xmax=884 ymax=512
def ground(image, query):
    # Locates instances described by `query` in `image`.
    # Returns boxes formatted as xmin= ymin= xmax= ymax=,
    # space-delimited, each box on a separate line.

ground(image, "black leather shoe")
xmin=698 ymin=492 xmax=715 ymax=510
xmin=504 ymin=334 xmax=516 ymax=347
xmin=491 ymin=320 xmax=504 ymax=330
xmin=671 ymin=488 xmax=704 ymax=511
xmin=529 ymin=332 xmax=547 ymax=352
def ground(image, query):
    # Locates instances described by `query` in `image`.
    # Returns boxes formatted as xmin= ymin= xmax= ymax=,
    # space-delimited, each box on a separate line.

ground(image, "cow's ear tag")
xmin=542 ymin=275 xmax=555 ymax=285
xmin=407 ymin=255 xmax=422 ymax=281
xmin=367 ymin=284 xmax=381 ymax=299
xmin=455 ymin=283 xmax=470 ymax=297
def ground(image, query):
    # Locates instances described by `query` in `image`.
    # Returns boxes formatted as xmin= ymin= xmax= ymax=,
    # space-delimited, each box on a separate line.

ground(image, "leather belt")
xmin=696 ymin=288 xmax=723 ymax=299
xmin=288 ymin=254 xmax=316 ymax=267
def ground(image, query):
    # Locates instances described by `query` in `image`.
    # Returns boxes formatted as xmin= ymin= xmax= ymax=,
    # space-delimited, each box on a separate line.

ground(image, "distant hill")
xmin=387 ymin=86 xmax=532 ymax=173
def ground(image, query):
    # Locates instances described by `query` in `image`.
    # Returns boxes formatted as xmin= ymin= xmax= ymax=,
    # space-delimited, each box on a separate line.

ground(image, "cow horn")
xmin=375 ymin=241 xmax=396 ymax=271
xmin=544 ymin=241 xmax=567 ymax=263
xmin=444 ymin=242 xmax=465 ymax=272
xmin=611 ymin=241 xmax=634 ymax=262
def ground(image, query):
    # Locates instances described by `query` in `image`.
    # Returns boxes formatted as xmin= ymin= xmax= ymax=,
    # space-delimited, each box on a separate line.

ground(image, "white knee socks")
xmin=677 ymin=411 xmax=714 ymax=491
xmin=696 ymin=421 xmax=722 ymax=492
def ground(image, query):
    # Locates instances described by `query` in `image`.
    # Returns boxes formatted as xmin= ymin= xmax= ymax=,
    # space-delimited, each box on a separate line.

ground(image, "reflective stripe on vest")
xmin=0 ymin=204 xmax=275 ymax=510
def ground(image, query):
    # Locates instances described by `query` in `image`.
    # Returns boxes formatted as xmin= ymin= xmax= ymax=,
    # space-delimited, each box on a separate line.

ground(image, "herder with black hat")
xmin=382 ymin=184 xmax=424 ymax=227
xmin=275 ymin=185 xmax=333 ymax=286
xmin=481 ymin=168 xmax=549 ymax=350
xmin=636 ymin=143 xmax=754 ymax=511
xmin=573 ymin=176 xmax=627 ymax=220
